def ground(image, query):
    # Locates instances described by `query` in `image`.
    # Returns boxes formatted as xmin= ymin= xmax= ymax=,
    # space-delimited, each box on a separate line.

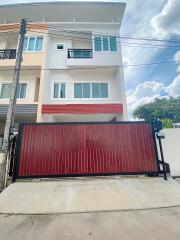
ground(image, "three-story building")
xmin=0 ymin=1 xmax=127 ymax=139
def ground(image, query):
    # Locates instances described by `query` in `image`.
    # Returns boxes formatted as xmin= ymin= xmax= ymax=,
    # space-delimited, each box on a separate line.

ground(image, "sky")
xmin=0 ymin=0 xmax=180 ymax=118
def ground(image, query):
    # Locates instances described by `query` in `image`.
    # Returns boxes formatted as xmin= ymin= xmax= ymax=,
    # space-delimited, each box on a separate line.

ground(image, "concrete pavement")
xmin=0 ymin=177 xmax=180 ymax=239
xmin=1 ymin=206 xmax=180 ymax=240
xmin=0 ymin=176 xmax=180 ymax=214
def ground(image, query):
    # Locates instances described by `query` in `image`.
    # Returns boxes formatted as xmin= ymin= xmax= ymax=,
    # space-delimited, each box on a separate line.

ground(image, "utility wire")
xmin=0 ymin=29 xmax=179 ymax=50
xmin=0 ymin=60 xmax=179 ymax=72
xmin=28 ymin=30 xmax=180 ymax=50
xmin=0 ymin=23 xmax=179 ymax=44
xmin=28 ymin=25 xmax=180 ymax=44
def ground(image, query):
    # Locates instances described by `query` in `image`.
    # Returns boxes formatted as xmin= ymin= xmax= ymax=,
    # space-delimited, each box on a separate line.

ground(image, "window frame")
xmin=74 ymin=82 xmax=109 ymax=99
xmin=52 ymin=82 xmax=66 ymax=99
xmin=23 ymin=36 xmax=44 ymax=52
xmin=93 ymin=35 xmax=118 ymax=52
xmin=0 ymin=81 xmax=28 ymax=100
xmin=55 ymin=43 xmax=65 ymax=51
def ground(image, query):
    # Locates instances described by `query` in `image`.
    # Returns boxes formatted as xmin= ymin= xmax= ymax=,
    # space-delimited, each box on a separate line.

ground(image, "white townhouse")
xmin=0 ymin=1 xmax=127 ymax=138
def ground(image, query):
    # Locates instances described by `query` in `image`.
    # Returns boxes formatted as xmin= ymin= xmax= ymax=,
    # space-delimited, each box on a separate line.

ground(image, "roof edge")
xmin=0 ymin=1 xmax=126 ymax=8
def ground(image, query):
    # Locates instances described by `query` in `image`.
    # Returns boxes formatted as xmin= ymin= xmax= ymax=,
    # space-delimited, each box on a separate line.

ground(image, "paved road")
xmin=0 ymin=206 xmax=180 ymax=240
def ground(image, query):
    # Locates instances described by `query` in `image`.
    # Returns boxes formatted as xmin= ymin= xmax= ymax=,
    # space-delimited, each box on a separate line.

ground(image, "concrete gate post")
xmin=0 ymin=153 xmax=7 ymax=191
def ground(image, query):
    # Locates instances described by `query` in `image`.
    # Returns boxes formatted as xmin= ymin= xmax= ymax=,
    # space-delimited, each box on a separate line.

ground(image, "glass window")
xmin=94 ymin=35 xmax=117 ymax=52
xmin=94 ymin=36 xmax=102 ymax=51
xmin=20 ymin=84 xmax=27 ymax=98
xmin=23 ymin=36 xmax=44 ymax=52
xmin=23 ymin=37 xmax=28 ymax=51
xmin=0 ymin=84 xmax=11 ymax=99
xmin=74 ymin=83 xmax=82 ymax=98
xmin=92 ymin=83 xmax=100 ymax=98
xmin=109 ymin=36 xmax=117 ymax=51
xmin=16 ymin=83 xmax=27 ymax=99
xmin=56 ymin=44 xmax=64 ymax=50
xmin=53 ymin=83 xmax=65 ymax=98
xmin=28 ymin=37 xmax=35 ymax=51
xmin=53 ymin=83 xmax=59 ymax=98
xmin=100 ymin=83 xmax=108 ymax=98
xmin=102 ymin=37 xmax=109 ymax=51
xmin=60 ymin=83 xmax=65 ymax=98
xmin=35 ymin=37 xmax=43 ymax=51
xmin=74 ymin=51 xmax=82 ymax=58
xmin=0 ymin=83 xmax=27 ymax=99
xmin=83 ymin=83 xmax=90 ymax=98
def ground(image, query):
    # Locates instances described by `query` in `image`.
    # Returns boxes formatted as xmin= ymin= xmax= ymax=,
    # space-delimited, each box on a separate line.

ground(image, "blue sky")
xmin=1 ymin=0 xmax=180 ymax=117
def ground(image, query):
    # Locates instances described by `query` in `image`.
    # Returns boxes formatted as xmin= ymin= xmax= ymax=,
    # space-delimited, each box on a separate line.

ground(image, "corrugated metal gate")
xmin=13 ymin=122 xmax=160 ymax=180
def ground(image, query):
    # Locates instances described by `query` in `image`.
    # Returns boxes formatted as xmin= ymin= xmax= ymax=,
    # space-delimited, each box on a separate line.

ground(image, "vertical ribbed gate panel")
xmin=15 ymin=122 xmax=159 ymax=178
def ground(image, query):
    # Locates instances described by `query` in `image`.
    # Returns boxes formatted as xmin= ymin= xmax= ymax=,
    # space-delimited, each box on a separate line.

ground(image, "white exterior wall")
xmin=40 ymin=21 xmax=127 ymax=121
xmin=47 ymin=37 xmax=72 ymax=69
xmin=0 ymin=2 xmax=127 ymax=124
xmin=43 ymin=69 xmax=122 ymax=104
xmin=160 ymin=129 xmax=180 ymax=177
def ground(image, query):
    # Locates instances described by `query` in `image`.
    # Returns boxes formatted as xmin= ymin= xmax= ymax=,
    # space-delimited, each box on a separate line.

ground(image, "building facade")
xmin=0 ymin=1 xmax=127 ymax=139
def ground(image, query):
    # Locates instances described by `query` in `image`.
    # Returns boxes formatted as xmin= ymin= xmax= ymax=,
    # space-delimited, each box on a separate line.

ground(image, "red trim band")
xmin=42 ymin=104 xmax=123 ymax=114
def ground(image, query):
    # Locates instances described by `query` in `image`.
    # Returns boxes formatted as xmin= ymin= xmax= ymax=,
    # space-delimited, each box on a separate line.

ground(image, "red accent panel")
xmin=17 ymin=123 xmax=158 ymax=177
xmin=42 ymin=104 xmax=123 ymax=114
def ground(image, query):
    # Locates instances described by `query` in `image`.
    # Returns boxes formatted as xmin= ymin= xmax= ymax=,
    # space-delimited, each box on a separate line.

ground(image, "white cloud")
xmin=174 ymin=51 xmax=180 ymax=72
xmin=121 ymin=0 xmax=165 ymax=86
xmin=151 ymin=0 xmax=180 ymax=37
xmin=174 ymin=51 xmax=180 ymax=61
xmin=165 ymin=75 xmax=180 ymax=96
xmin=127 ymin=81 xmax=164 ymax=118
xmin=127 ymin=75 xmax=180 ymax=118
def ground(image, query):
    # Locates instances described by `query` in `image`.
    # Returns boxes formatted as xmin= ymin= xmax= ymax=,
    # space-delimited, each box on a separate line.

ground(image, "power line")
xmin=0 ymin=23 xmax=179 ymax=44
xmin=0 ymin=28 xmax=179 ymax=50
xmin=0 ymin=60 xmax=179 ymax=72
xmin=28 ymin=25 xmax=180 ymax=44
xmin=29 ymin=30 xmax=180 ymax=50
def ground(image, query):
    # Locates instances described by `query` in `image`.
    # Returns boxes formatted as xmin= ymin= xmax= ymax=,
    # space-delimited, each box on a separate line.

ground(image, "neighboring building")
xmin=172 ymin=123 xmax=180 ymax=128
xmin=0 ymin=1 xmax=127 ymax=136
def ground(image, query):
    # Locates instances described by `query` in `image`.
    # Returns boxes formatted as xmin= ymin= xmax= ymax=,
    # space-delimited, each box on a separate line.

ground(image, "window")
xmin=74 ymin=83 xmax=108 ymax=99
xmin=35 ymin=37 xmax=44 ymax=51
xmin=0 ymin=83 xmax=11 ymax=99
xmin=28 ymin=37 xmax=35 ymax=51
xmin=23 ymin=36 xmax=43 ymax=52
xmin=16 ymin=83 xmax=27 ymax=99
xmin=53 ymin=83 xmax=66 ymax=98
xmin=92 ymin=83 xmax=108 ymax=98
xmin=56 ymin=43 xmax=64 ymax=50
xmin=74 ymin=83 xmax=90 ymax=98
xmin=109 ymin=36 xmax=117 ymax=51
xmin=0 ymin=83 xmax=27 ymax=99
xmin=102 ymin=37 xmax=109 ymax=51
xmin=94 ymin=36 xmax=102 ymax=51
xmin=94 ymin=36 xmax=117 ymax=52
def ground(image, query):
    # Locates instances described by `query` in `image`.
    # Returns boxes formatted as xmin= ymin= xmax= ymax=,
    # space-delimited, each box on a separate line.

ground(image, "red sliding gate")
xmin=13 ymin=122 xmax=159 ymax=180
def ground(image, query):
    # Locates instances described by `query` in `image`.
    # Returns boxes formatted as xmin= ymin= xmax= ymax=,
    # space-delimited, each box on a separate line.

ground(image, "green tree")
xmin=133 ymin=97 xmax=180 ymax=128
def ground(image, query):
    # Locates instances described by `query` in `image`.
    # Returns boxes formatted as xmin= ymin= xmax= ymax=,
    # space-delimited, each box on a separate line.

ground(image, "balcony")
xmin=67 ymin=50 xmax=122 ymax=67
xmin=68 ymin=49 xmax=93 ymax=59
xmin=0 ymin=49 xmax=16 ymax=60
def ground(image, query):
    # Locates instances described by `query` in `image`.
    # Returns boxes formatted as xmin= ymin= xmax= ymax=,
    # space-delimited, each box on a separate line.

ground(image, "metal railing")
xmin=68 ymin=49 xmax=93 ymax=58
xmin=0 ymin=49 xmax=16 ymax=60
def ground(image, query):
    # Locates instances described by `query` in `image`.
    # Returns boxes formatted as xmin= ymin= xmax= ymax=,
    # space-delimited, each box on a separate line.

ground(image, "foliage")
xmin=133 ymin=97 xmax=180 ymax=128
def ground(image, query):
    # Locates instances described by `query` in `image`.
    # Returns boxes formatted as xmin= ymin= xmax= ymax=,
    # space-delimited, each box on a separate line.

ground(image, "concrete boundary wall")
xmin=160 ymin=129 xmax=180 ymax=177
